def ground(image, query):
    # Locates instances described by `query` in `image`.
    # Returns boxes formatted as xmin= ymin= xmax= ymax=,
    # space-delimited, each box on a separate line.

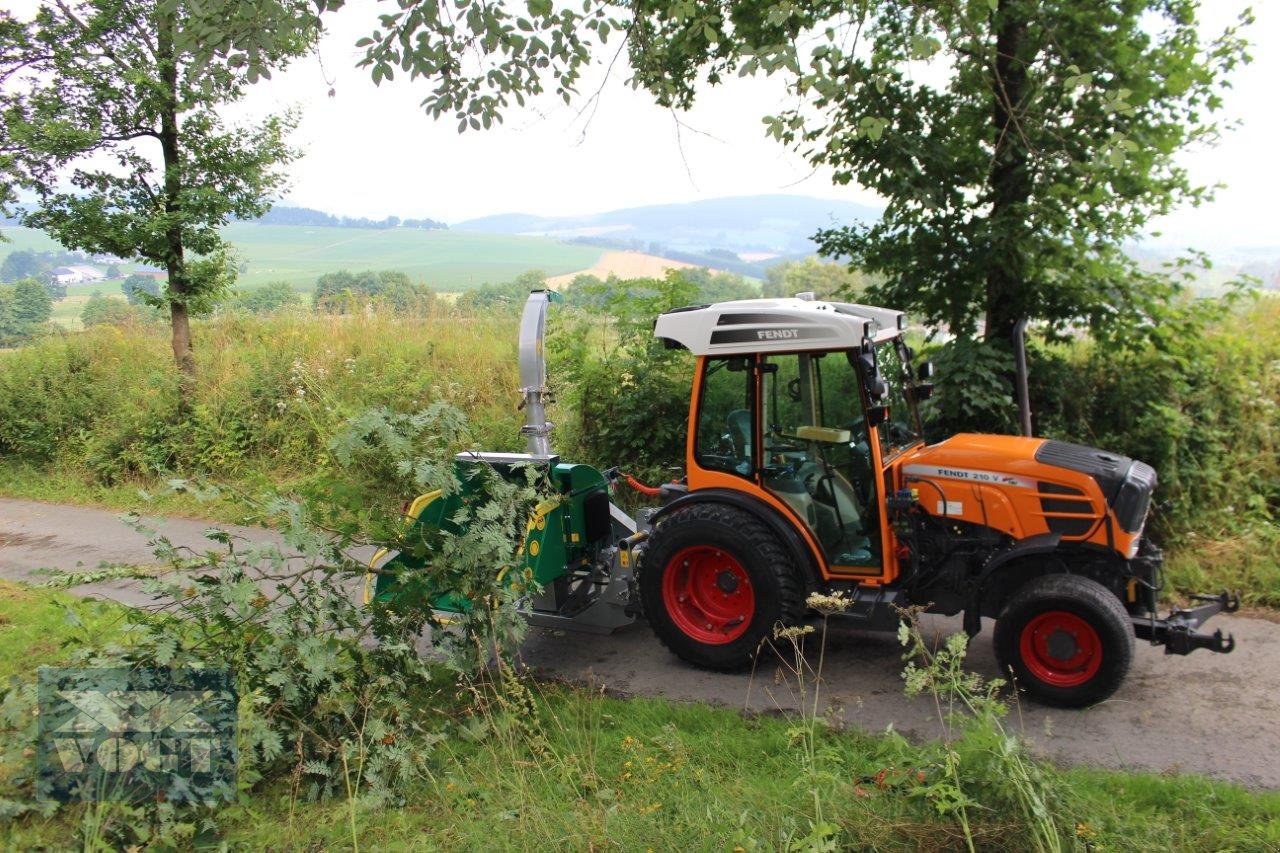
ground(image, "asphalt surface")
xmin=2 ymin=496 xmax=1277 ymax=789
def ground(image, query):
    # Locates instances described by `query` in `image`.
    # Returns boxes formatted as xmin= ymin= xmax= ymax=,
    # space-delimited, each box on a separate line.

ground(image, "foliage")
xmin=0 ymin=277 xmax=53 ymax=345
xmin=6 ymin=577 xmax=1280 ymax=850
xmin=231 ymin=280 xmax=301 ymax=314
xmin=0 ymin=292 xmax=1276 ymax=606
xmin=2 ymin=249 xmax=56 ymax=283
xmin=122 ymin=273 xmax=161 ymax=306
xmin=762 ymin=257 xmax=867 ymax=301
xmin=0 ymin=252 xmax=38 ymax=288
xmin=0 ymin=0 xmax=303 ymax=376
xmin=313 ymin=269 xmax=436 ymax=315
xmin=303 ymin=0 xmax=1249 ymax=432
xmin=454 ymin=269 xmax=548 ymax=312
xmin=919 ymin=336 xmax=1018 ymax=437
xmin=80 ymin=293 xmax=150 ymax=329
xmin=256 ymin=0 xmax=1249 ymax=349
xmin=1030 ymin=297 xmax=1280 ymax=553
xmin=0 ymin=308 xmax=523 ymax=485
xmin=0 ymin=405 xmax=545 ymax=846
xmin=898 ymin=618 xmax=1065 ymax=853
xmin=0 ymin=286 xmax=18 ymax=344
xmin=0 ymin=249 xmax=76 ymax=299
xmin=552 ymin=270 xmax=707 ymax=481
xmin=564 ymin=266 xmax=756 ymax=311
xmin=7 ymin=277 xmax=51 ymax=325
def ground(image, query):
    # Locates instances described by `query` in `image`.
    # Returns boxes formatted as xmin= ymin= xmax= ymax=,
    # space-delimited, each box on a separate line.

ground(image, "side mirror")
xmin=917 ymin=360 xmax=935 ymax=382
xmin=866 ymin=405 xmax=889 ymax=427
xmin=911 ymin=382 xmax=935 ymax=402
xmin=858 ymin=351 xmax=888 ymax=401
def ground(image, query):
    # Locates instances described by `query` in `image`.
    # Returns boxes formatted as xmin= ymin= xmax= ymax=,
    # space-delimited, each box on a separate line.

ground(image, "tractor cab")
xmin=653 ymin=293 xmax=926 ymax=583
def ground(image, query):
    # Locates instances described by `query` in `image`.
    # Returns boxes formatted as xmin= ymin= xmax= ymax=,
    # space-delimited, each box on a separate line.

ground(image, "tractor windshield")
xmin=875 ymin=337 xmax=923 ymax=460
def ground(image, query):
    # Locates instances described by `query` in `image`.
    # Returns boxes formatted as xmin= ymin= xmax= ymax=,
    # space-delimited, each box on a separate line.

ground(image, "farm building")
xmin=49 ymin=265 xmax=106 ymax=285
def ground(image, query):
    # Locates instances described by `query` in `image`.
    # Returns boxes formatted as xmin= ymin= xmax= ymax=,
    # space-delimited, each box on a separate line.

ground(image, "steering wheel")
xmin=700 ymin=453 xmax=742 ymax=472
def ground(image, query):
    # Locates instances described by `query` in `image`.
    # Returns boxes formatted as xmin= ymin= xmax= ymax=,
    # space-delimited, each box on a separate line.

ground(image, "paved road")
xmin=2 ymin=497 xmax=1277 ymax=788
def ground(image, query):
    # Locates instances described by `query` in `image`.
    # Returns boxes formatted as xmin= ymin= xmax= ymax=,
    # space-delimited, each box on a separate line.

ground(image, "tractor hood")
xmin=900 ymin=434 xmax=1157 ymax=537
xmin=901 ymin=433 xmax=1052 ymax=492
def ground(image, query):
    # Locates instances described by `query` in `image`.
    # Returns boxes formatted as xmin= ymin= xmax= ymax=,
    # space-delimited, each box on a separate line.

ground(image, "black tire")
xmin=640 ymin=502 xmax=805 ymax=670
xmin=993 ymin=573 xmax=1134 ymax=708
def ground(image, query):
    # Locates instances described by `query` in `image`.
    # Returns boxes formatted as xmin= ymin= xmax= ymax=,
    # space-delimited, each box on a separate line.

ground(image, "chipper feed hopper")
xmin=368 ymin=289 xmax=1238 ymax=708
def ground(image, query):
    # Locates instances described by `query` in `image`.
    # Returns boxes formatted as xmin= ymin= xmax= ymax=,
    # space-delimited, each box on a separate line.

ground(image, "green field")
xmin=1 ymin=223 xmax=605 ymax=293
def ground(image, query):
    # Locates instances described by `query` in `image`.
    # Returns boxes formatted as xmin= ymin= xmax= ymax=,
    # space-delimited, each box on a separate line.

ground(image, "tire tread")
xmin=640 ymin=502 xmax=805 ymax=670
xmin=993 ymin=573 xmax=1134 ymax=708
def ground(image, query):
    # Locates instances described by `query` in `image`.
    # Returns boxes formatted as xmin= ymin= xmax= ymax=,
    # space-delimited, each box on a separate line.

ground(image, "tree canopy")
xmin=313 ymin=269 xmax=436 ymax=314
xmin=763 ymin=257 xmax=867 ymax=300
xmin=123 ymin=273 xmax=162 ymax=305
xmin=185 ymin=0 xmax=1249 ymax=347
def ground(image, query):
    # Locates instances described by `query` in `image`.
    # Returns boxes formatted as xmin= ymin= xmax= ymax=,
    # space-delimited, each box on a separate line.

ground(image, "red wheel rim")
xmin=660 ymin=545 xmax=756 ymax=645
xmin=1019 ymin=610 xmax=1103 ymax=688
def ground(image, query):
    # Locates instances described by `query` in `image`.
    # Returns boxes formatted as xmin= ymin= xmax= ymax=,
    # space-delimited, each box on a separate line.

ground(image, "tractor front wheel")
xmin=994 ymin=573 xmax=1134 ymax=708
xmin=640 ymin=503 xmax=805 ymax=670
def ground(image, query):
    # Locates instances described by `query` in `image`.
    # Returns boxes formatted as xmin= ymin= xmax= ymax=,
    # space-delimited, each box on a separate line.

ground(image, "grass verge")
xmin=1 ymin=581 xmax=1277 ymax=850
xmin=0 ymin=459 xmax=289 ymax=527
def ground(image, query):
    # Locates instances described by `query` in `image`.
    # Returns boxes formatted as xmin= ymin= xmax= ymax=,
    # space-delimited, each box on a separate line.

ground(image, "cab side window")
xmin=695 ymin=357 xmax=752 ymax=477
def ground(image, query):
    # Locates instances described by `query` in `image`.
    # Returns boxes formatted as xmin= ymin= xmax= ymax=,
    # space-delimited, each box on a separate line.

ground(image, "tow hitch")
xmin=1133 ymin=591 xmax=1240 ymax=655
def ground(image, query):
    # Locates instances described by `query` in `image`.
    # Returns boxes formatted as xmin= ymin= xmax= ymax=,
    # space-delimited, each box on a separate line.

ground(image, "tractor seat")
xmin=726 ymin=409 xmax=752 ymax=458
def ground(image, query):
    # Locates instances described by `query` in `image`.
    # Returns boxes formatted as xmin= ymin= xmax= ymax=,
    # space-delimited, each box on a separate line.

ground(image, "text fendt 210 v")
xmin=368 ymin=290 xmax=1237 ymax=707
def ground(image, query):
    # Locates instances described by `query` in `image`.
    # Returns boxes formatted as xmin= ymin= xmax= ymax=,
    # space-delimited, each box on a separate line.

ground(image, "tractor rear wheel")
xmin=640 ymin=503 xmax=805 ymax=670
xmin=993 ymin=573 xmax=1134 ymax=708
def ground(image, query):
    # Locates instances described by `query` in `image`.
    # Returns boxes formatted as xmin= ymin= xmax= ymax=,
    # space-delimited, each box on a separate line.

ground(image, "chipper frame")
xmin=369 ymin=289 xmax=1238 ymax=708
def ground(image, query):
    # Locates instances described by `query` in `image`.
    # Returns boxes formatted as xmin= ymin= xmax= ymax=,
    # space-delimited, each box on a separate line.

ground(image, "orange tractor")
xmin=374 ymin=290 xmax=1237 ymax=707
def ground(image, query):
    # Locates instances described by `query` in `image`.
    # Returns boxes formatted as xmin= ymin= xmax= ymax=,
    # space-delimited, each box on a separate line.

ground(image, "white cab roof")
xmin=653 ymin=297 xmax=906 ymax=356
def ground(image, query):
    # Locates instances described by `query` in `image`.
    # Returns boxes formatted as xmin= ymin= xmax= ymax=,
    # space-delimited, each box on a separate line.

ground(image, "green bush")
xmin=550 ymin=270 xmax=709 ymax=481
xmin=81 ymin=292 xmax=150 ymax=327
xmin=1031 ymin=298 xmax=1279 ymax=543
xmin=0 ymin=278 xmax=56 ymax=345
xmin=230 ymin=280 xmax=301 ymax=313
xmin=313 ymin=269 xmax=436 ymax=315
xmin=121 ymin=272 xmax=161 ymax=305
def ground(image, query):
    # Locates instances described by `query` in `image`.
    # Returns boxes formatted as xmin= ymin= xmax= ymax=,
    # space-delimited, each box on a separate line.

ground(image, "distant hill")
xmin=453 ymin=194 xmax=882 ymax=256
xmin=255 ymin=205 xmax=446 ymax=231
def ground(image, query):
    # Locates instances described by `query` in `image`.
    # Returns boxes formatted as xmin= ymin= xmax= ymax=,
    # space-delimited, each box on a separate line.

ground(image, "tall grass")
xmin=0 ymin=308 xmax=525 ymax=494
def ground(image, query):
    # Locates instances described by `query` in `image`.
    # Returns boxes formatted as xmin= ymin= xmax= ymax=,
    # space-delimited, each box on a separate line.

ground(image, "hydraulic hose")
xmin=622 ymin=473 xmax=663 ymax=497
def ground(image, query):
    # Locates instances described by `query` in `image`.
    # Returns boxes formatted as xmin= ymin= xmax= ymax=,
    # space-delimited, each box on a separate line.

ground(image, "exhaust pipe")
xmin=1012 ymin=317 xmax=1032 ymax=438
xmin=518 ymin=289 xmax=557 ymax=456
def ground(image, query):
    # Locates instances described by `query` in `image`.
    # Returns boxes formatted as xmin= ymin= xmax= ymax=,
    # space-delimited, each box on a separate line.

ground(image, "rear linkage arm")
xmin=1132 ymin=591 xmax=1240 ymax=655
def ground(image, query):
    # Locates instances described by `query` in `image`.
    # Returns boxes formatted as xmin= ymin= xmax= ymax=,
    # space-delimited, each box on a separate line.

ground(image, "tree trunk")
xmin=983 ymin=0 xmax=1033 ymax=345
xmin=156 ymin=9 xmax=194 ymax=383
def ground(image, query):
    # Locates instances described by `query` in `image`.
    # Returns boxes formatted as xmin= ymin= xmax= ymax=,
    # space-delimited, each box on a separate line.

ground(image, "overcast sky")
xmin=9 ymin=1 xmax=1278 ymax=252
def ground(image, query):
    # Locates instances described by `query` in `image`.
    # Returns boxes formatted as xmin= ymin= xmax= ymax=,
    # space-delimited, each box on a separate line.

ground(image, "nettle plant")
xmin=3 ymin=404 xmax=545 ymax=841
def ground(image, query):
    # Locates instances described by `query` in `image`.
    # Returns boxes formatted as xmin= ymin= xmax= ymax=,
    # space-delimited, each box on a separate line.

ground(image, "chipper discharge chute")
xmin=370 ymin=289 xmax=1238 ymax=708
xmin=366 ymin=290 xmax=639 ymax=634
